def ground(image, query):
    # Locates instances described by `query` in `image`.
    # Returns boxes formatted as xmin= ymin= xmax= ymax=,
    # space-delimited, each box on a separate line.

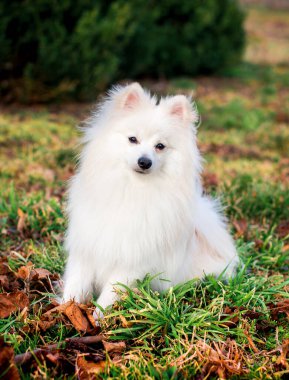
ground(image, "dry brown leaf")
xmin=276 ymin=339 xmax=289 ymax=368
xmin=244 ymin=329 xmax=259 ymax=353
xmin=41 ymin=300 xmax=73 ymax=317
xmin=232 ymin=219 xmax=248 ymax=238
xmin=0 ymin=275 xmax=9 ymax=290
xmin=30 ymin=268 xmax=52 ymax=281
xmin=17 ymin=208 xmax=26 ymax=234
xmin=202 ymin=142 xmax=260 ymax=160
xmin=269 ymin=299 xmax=289 ymax=320
xmin=16 ymin=266 xmax=31 ymax=280
xmin=276 ymin=112 xmax=289 ymax=123
xmin=85 ymin=310 xmax=98 ymax=329
xmin=0 ymin=259 xmax=11 ymax=275
xmin=79 ymin=305 xmax=99 ymax=330
xmin=119 ymin=314 xmax=133 ymax=328
xmin=76 ymin=355 xmax=106 ymax=380
xmin=198 ymin=339 xmax=248 ymax=377
xmin=103 ymin=341 xmax=126 ymax=358
xmin=38 ymin=319 xmax=57 ymax=332
xmin=174 ymin=339 xmax=248 ymax=378
xmin=36 ymin=300 xmax=96 ymax=334
xmin=254 ymin=239 xmax=263 ymax=249
xmin=203 ymin=171 xmax=219 ymax=188
xmin=64 ymin=302 xmax=92 ymax=333
xmin=221 ymin=306 xmax=239 ymax=327
xmin=0 ymin=291 xmax=29 ymax=318
xmin=19 ymin=306 xmax=28 ymax=321
xmin=46 ymin=352 xmax=61 ymax=364
xmin=8 ymin=280 xmax=22 ymax=292
xmin=0 ymin=338 xmax=20 ymax=380
xmin=243 ymin=309 xmax=261 ymax=320
xmin=276 ymin=221 xmax=289 ymax=239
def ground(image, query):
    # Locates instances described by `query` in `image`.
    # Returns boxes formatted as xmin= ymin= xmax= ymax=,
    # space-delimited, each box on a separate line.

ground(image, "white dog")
xmin=63 ymin=83 xmax=239 ymax=311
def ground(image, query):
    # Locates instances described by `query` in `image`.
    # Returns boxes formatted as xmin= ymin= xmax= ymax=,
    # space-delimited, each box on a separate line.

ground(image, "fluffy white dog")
xmin=63 ymin=83 xmax=239 ymax=311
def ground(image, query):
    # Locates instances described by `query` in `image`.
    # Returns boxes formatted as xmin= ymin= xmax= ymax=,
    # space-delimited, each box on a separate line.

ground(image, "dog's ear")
xmin=118 ymin=83 xmax=147 ymax=110
xmin=167 ymin=95 xmax=198 ymax=125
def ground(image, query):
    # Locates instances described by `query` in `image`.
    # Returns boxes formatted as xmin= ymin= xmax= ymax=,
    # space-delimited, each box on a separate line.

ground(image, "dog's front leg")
xmin=93 ymin=281 xmax=120 ymax=321
xmin=62 ymin=253 xmax=94 ymax=303
xmin=93 ymin=272 xmax=141 ymax=320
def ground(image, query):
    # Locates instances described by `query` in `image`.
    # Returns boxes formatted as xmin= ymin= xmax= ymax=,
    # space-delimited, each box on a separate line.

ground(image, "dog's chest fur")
xmin=66 ymin=169 xmax=195 ymax=283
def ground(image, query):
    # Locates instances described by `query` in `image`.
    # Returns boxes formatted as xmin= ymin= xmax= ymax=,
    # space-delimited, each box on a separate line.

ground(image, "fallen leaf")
xmin=42 ymin=300 xmax=73 ymax=317
xmin=243 ymin=309 xmax=261 ymax=320
xmin=275 ymin=112 xmax=289 ymax=123
xmin=103 ymin=341 xmax=126 ymax=358
xmin=46 ymin=352 xmax=61 ymax=364
xmin=202 ymin=142 xmax=260 ymax=160
xmin=0 ymin=275 xmax=9 ymax=290
xmin=276 ymin=221 xmax=289 ymax=239
xmin=19 ymin=306 xmax=29 ymax=321
xmin=119 ymin=314 xmax=133 ymax=328
xmin=256 ymin=319 xmax=274 ymax=333
xmin=38 ymin=319 xmax=57 ymax=332
xmin=8 ymin=280 xmax=22 ymax=292
xmin=174 ymin=339 xmax=248 ymax=377
xmin=276 ymin=339 xmax=289 ymax=368
xmin=232 ymin=219 xmax=248 ymax=238
xmin=0 ymin=291 xmax=29 ymax=318
xmin=85 ymin=310 xmax=98 ymax=329
xmin=254 ymin=239 xmax=263 ymax=249
xmin=220 ymin=306 xmax=239 ymax=327
xmin=15 ymin=334 xmax=105 ymax=367
xmin=0 ymin=258 xmax=11 ymax=275
xmin=64 ymin=302 xmax=92 ymax=333
xmin=79 ymin=304 xmax=100 ymax=331
xmin=244 ymin=329 xmax=259 ymax=353
xmin=203 ymin=172 xmax=219 ymax=188
xmin=0 ymin=338 xmax=20 ymax=380
xmin=37 ymin=301 xmax=97 ymax=334
xmin=17 ymin=208 xmax=26 ymax=234
xmin=16 ymin=266 xmax=31 ymax=280
xmin=269 ymin=299 xmax=289 ymax=320
xmin=76 ymin=355 xmax=106 ymax=380
xmin=30 ymin=268 xmax=52 ymax=281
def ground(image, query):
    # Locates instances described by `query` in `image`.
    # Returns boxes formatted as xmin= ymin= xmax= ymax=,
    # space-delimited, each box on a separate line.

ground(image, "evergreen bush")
xmin=0 ymin=0 xmax=245 ymax=102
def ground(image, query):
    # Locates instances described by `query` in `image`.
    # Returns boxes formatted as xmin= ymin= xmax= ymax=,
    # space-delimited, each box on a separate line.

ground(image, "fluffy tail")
xmin=191 ymin=195 xmax=239 ymax=278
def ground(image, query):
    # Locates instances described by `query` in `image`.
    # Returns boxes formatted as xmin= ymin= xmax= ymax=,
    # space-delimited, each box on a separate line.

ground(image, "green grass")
xmin=1 ymin=6 xmax=289 ymax=378
xmin=200 ymin=99 xmax=275 ymax=131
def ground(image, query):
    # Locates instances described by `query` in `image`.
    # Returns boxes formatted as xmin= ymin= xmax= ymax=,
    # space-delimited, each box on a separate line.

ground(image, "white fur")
xmin=63 ymin=83 xmax=239 ymax=309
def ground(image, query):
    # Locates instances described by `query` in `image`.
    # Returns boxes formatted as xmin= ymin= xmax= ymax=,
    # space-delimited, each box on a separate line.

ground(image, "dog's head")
xmin=86 ymin=83 xmax=200 ymax=179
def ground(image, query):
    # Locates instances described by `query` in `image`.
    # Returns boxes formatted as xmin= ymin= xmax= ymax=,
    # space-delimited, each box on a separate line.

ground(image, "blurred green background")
xmin=0 ymin=0 xmax=245 ymax=103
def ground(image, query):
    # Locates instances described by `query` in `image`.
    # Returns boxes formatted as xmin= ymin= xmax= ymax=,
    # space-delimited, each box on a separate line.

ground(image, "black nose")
xmin=138 ymin=157 xmax=152 ymax=170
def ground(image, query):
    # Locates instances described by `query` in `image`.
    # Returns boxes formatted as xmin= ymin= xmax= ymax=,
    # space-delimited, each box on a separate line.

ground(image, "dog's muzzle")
xmin=138 ymin=156 xmax=152 ymax=170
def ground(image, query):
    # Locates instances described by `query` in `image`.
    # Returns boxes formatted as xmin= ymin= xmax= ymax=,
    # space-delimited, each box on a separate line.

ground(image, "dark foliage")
xmin=0 ymin=0 xmax=245 ymax=102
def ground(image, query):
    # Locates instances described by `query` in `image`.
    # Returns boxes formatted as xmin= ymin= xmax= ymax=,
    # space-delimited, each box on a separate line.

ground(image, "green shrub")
xmin=0 ymin=0 xmax=245 ymax=102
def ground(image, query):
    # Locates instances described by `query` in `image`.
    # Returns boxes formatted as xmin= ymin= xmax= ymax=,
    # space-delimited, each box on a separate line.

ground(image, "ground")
xmin=1 ymin=5 xmax=289 ymax=380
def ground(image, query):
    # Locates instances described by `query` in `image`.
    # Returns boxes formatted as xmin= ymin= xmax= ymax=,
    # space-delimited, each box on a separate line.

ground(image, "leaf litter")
xmin=1 ymin=253 xmax=289 ymax=378
xmin=0 ymin=258 xmax=130 ymax=377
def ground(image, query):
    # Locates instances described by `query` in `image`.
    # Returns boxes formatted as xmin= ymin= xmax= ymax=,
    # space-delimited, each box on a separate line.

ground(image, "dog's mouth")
xmin=134 ymin=169 xmax=149 ymax=175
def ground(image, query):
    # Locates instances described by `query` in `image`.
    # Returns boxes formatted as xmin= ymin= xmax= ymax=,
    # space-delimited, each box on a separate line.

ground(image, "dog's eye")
xmin=155 ymin=143 xmax=165 ymax=151
xmin=128 ymin=136 xmax=138 ymax=144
